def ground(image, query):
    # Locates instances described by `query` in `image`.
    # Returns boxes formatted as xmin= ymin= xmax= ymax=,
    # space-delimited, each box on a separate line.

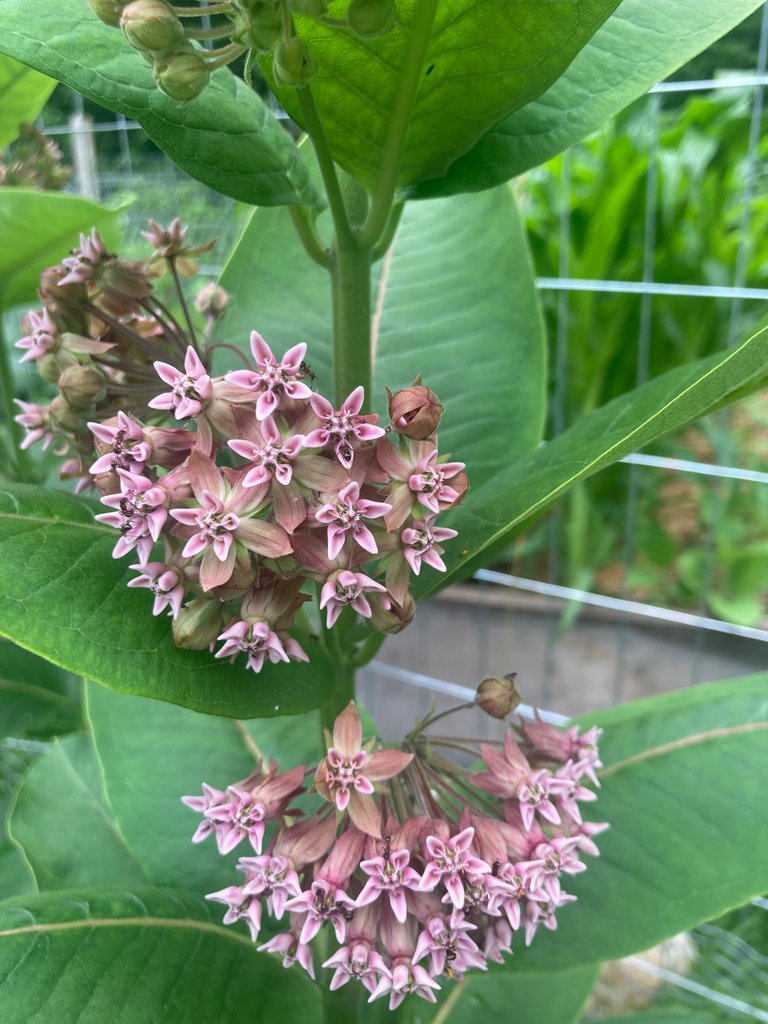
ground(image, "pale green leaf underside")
xmin=0 ymin=54 xmax=56 ymax=150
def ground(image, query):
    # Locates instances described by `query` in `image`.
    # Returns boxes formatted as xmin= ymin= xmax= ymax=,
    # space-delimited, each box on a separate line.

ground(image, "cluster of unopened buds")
xmin=183 ymin=693 xmax=607 ymax=1010
xmin=13 ymin=219 xmax=466 ymax=670
xmin=89 ymin=0 xmax=397 ymax=100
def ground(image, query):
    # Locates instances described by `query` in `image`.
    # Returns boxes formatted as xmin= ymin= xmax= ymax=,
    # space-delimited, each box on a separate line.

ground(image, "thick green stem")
xmin=0 ymin=315 xmax=34 ymax=482
xmin=330 ymin=237 xmax=372 ymax=408
xmin=319 ymin=631 xmax=356 ymax=735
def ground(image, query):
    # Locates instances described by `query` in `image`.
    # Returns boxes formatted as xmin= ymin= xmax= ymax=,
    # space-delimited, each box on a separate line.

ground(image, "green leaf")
xmin=0 ymin=742 xmax=36 ymax=900
xmin=0 ymin=54 xmax=55 ymax=149
xmin=0 ymin=888 xmax=324 ymax=1024
xmin=416 ymin=320 xmax=768 ymax=597
xmin=512 ymin=674 xmax=768 ymax=972
xmin=413 ymin=0 xmax=766 ymax=197
xmin=219 ymin=185 xmax=547 ymax=487
xmin=86 ymin=684 xmax=321 ymax=893
xmin=9 ymin=733 xmax=148 ymax=891
xmin=0 ymin=0 xmax=322 ymax=209
xmin=0 ymin=189 xmax=123 ymax=310
xmin=0 ymin=485 xmax=331 ymax=718
xmin=0 ymin=642 xmax=80 ymax=742
xmin=597 ymin=1015 xmax=716 ymax=1024
xmin=271 ymin=0 xmax=619 ymax=192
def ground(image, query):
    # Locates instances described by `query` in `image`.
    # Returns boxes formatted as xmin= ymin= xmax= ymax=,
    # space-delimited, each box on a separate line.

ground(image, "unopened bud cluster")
xmin=0 ymin=123 xmax=71 ymax=190
xmin=14 ymin=220 xmax=466 ymax=671
xmin=183 ymin=700 xmax=606 ymax=1010
xmin=88 ymin=0 xmax=398 ymax=100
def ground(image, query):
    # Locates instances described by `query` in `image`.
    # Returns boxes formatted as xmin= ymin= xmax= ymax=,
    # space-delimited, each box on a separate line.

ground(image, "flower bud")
xmin=153 ymin=49 xmax=210 ymax=102
xmin=367 ymin=591 xmax=416 ymax=634
xmin=121 ymin=0 xmax=184 ymax=54
xmin=172 ymin=595 xmax=224 ymax=650
xmin=273 ymin=37 xmax=317 ymax=88
xmin=37 ymin=353 xmax=65 ymax=386
xmin=58 ymin=365 xmax=107 ymax=409
xmin=386 ymin=375 xmax=443 ymax=440
xmin=476 ymin=673 xmax=521 ymax=720
xmin=49 ymin=395 xmax=85 ymax=434
xmin=88 ymin=0 xmax=127 ymax=26
xmin=346 ymin=0 xmax=396 ymax=38
xmin=291 ymin=0 xmax=331 ymax=16
xmin=231 ymin=3 xmax=282 ymax=50
xmin=195 ymin=282 xmax=230 ymax=320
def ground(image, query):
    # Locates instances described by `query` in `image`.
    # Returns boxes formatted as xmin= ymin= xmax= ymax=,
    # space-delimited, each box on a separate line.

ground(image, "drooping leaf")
xmin=415 ymin=320 xmax=768 ymax=597
xmin=0 ymin=189 xmax=123 ymax=310
xmin=86 ymin=684 xmax=321 ymax=893
xmin=0 ymin=642 xmax=80 ymax=742
xmin=9 ymin=733 xmax=148 ymax=891
xmin=0 ymin=485 xmax=331 ymax=718
xmin=218 ymin=185 xmax=547 ymax=488
xmin=512 ymin=674 xmax=768 ymax=972
xmin=0 ymin=888 xmax=324 ymax=1024
xmin=413 ymin=0 xmax=766 ymax=197
xmin=0 ymin=0 xmax=322 ymax=209
xmin=270 ymin=0 xmax=620 ymax=191
xmin=0 ymin=54 xmax=56 ymax=149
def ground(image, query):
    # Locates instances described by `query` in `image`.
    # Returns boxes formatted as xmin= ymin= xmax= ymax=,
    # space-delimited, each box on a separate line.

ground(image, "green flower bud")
xmin=121 ymin=0 xmax=184 ymax=55
xmin=37 ymin=353 xmax=64 ymax=386
xmin=346 ymin=0 xmax=396 ymax=38
xmin=88 ymin=0 xmax=127 ymax=26
xmin=49 ymin=395 xmax=85 ymax=434
xmin=476 ymin=673 xmax=522 ymax=720
xmin=231 ymin=7 xmax=281 ymax=51
xmin=153 ymin=49 xmax=210 ymax=101
xmin=273 ymin=37 xmax=317 ymax=87
xmin=291 ymin=0 xmax=331 ymax=17
xmin=172 ymin=596 xmax=224 ymax=650
xmin=58 ymin=365 xmax=108 ymax=410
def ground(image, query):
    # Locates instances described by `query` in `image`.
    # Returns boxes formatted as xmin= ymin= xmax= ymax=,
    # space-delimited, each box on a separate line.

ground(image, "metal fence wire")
xmin=23 ymin=5 xmax=768 ymax=1019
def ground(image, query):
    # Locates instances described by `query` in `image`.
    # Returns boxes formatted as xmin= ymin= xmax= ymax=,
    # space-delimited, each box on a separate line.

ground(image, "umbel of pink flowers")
xmin=12 ymin=222 xmax=467 ymax=669
xmin=183 ymin=700 xmax=606 ymax=1010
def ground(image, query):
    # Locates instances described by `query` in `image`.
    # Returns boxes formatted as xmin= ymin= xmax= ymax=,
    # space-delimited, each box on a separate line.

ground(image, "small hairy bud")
xmin=387 ymin=375 xmax=443 ymax=440
xmin=195 ymin=282 xmax=231 ymax=321
xmin=231 ymin=5 xmax=281 ymax=51
xmin=153 ymin=49 xmax=210 ymax=101
xmin=49 ymin=395 xmax=85 ymax=434
xmin=273 ymin=37 xmax=317 ymax=88
xmin=121 ymin=0 xmax=185 ymax=55
xmin=58 ymin=365 xmax=108 ymax=410
xmin=37 ymin=353 xmax=65 ymax=386
xmin=88 ymin=0 xmax=127 ymax=26
xmin=346 ymin=0 xmax=396 ymax=38
xmin=476 ymin=673 xmax=522 ymax=720
xmin=172 ymin=596 xmax=225 ymax=650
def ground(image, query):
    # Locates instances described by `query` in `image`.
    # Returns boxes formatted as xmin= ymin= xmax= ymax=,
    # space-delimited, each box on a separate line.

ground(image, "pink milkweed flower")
xmin=418 ymin=827 xmax=491 ymax=910
xmin=13 ymin=400 xmax=55 ymax=451
xmin=319 ymin=570 xmax=387 ymax=628
xmin=181 ymin=782 xmax=227 ymax=844
xmin=285 ymin=879 xmax=356 ymax=945
xmin=408 ymin=448 xmax=466 ymax=515
xmin=148 ymin=345 xmax=212 ymax=420
xmin=15 ymin=309 xmax=58 ymax=363
xmin=225 ymin=332 xmax=312 ymax=420
xmin=205 ymin=883 xmax=262 ymax=942
xmin=206 ymin=763 xmax=305 ymax=856
xmin=412 ymin=914 xmax=485 ymax=978
xmin=574 ymin=820 xmax=610 ymax=858
xmin=323 ymin=941 xmax=391 ymax=993
xmin=401 ymin=518 xmax=457 ymax=575
xmin=524 ymin=836 xmax=587 ymax=902
xmin=356 ymin=846 xmax=422 ymax=923
xmin=376 ymin=437 xmax=468 ymax=530
xmin=483 ymin=918 xmax=514 ymax=964
xmin=315 ymin=481 xmax=391 ymax=560
xmin=258 ymin=929 xmax=316 ymax=979
xmin=215 ymin=619 xmax=289 ymax=674
xmin=58 ymin=228 xmax=108 ymax=286
xmin=368 ymin=958 xmax=441 ymax=1011
xmin=523 ymin=890 xmax=576 ymax=947
xmin=228 ymin=415 xmax=305 ymax=487
xmin=515 ymin=770 xmax=564 ymax=832
xmin=304 ymin=386 xmax=384 ymax=468
xmin=172 ymin=489 xmax=241 ymax=562
xmin=89 ymin=411 xmax=152 ymax=474
xmin=552 ymin=760 xmax=599 ymax=823
xmin=95 ymin=469 xmax=168 ymax=565
xmin=238 ymin=855 xmax=302 ymax=920
xmin=127 ymin=561 xmax=184 ymax=618
xmin=493 ymin=860 xmax=548 ymax=930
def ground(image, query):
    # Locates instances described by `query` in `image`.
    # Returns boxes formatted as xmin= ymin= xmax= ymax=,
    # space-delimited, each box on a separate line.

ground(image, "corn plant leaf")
xmin=0 ymin=888 xmax=324 ymax=1024
xmin=0 ymin=485 xmax=332 ymax=718
xmin=0 ymin=54 xmax=56 ymax=149
xmin=412 ymin=0 xmax=767 ymax=197
xmin=0 ymin=0 xmax=322 ymax=209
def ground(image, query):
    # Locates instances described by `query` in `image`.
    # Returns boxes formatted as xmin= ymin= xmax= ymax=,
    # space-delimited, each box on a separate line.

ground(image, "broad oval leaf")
xmin=0 ymin=888 xmax=324 ymax=1024
xmin=85 ymin=684 xmax=322 ymax=893
xmin=0 ymin=189 xmax=123 ymax=310
xmin=513 ymin=674 xmax=768 ymax=972
xmin=10 ymin=733 xmax=148 ymax=891
xmin=270 ymin=0 xmax=619 ymax=191
xmin=218 ymin=185 xmax=547 ymax=489
xmin=0 ymin=641 xmax=80 ymax=742
xmin=0 ymin=0 xmax=322 ymax=209
xmin=416 ymin=321 xmax=768 ymax=597
xmin=0 ymin=485 xmax=331 ymax=718
xmin=597 ymin=1016 xmax=716 ymax=1024
xmin=413 ymin=0 xmax=766 ymax=197
xmin=0 ymin=54 xmax=55 ymax=149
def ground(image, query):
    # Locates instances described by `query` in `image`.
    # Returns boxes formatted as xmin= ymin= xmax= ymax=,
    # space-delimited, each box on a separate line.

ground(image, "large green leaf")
xmin=219 ymin=185 xmax=547 ymax=488
xmin=0 ymin=888 xmax=324 ymax=1024
xmin=0 ymin=189 xmax=123 ymax=310
xmin=271 ymin=0 xmax=619 ymax=191
xmin=0 ymin=485 xmax=332 ymax=718
xmin=597 ymin=1015 xmax=716 ymax=1024
xmin=9 ymin=733 xmax=148 ymax=891
xmin=415 ymin=321 xmax=768 ymax=597
xmin=0 ymin=642 xmax=80 ymax=741
xmin=0 ymin=743 xmax=36 ymax=900
xmin=0 ymin=0 xmax=322 ymax=209
xmin=86 ymin=684 xmax=321 ymax=893
xmin=0 ymin=54 xmax=55 ymax=149
xmin=413 ymin=0 xmax=766 ymax=197
xmin=512 ymin=674 xmax=768 ymax=972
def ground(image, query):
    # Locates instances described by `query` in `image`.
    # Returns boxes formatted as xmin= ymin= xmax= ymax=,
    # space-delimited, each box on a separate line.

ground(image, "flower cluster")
xmin=183 ymin=699 xmax=606 ymax=1010
xmin=13 ymin=221 xmax=466 ymax=671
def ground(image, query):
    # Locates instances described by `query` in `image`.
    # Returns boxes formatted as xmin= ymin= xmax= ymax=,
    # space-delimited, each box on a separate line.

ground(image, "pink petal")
xmin=333 ymin=701 xmax=362 ymax=756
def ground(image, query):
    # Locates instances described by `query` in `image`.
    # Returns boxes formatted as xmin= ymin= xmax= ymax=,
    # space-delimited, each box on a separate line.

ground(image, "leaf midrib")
xmin=0 ymin=510 xmax=110 ymax=536
xmin=0 ymin=915 xmax=253 ymax=948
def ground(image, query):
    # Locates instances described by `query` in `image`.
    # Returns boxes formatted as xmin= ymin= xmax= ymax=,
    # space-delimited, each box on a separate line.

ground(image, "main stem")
xmin=330 ymin=236 xmax=372 ymax=408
